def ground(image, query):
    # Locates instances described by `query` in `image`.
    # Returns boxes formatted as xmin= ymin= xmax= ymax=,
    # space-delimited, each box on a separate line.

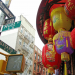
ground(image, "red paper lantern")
xmin=43 ymin=19 xmax=56 ymax=40
xmin=42 ymin=42 xmax=61 ymax=69
xmin=71 ymin=28 xmax=75 ymax=49
xmin=64 ymin=0 xmax=75 ymax=20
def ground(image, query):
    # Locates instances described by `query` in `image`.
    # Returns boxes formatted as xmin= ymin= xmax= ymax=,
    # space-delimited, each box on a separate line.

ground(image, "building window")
xmin=19 ymin=38 xmax=22 ymax=45
xmin=34 ymin=63 xmax=36 ymax=71
xmin=43 ymin=69 xmax=45 ymax=74
xmin=17 ymin=50 xmax=20 ymax=54
xmin=21 ymin=27 xmax=23 ymax=33
xmin=38 ymin=55 xmax=40 ymax=61
xmin=41 ymin=58 xmax=42 ymax=61
xmin=23 ymin=42 xmax=25 ymax=47
xmin=29 ymin=71 xmax=31 ymax=74
xmin=46 ymin=72 xmax=47 ymax=75
xmin=37 ymin=65 xmax=39 ymax=72
xmin=35 ymin=46 xmax=37 ymax=51
xmin=32 ymin=36 xmax=34 ymax=42
xmin=35 ymin=53 xmax=36 ymax=59
xmin=20 ymin=73 xmax=22 ymax=75
xmin=25 ymin=30 xmax=27 ymax=36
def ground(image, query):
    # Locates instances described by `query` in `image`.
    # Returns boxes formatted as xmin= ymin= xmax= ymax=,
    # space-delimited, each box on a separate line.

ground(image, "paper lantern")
xmin=64 ymin=0 xmax=75 ymax=20
xmin=48 ymin=67 xmax=55 ymax=74
xmin=51 ymin=7 xmax=72 ymax=31
xmin=53 ymin=29 xmax=74 ymax=75
xmin=53 ymin=29 xmax=74 ymax=55
xmin=43 ymin=18 xmax=56 ymax=41
xmin=42 ymin=42 xmax=61 ymax=69
xmin=70 ymin=28 xmax=75 ymax=49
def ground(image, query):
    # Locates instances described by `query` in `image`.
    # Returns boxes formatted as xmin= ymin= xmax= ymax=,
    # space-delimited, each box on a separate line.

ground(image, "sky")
xmin=1 ymin=0 xmax=44 ymax=50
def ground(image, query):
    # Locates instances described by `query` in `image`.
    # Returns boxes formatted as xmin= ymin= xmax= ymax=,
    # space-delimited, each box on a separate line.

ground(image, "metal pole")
xmin=0 ymin=0 xmax=12 ymax=36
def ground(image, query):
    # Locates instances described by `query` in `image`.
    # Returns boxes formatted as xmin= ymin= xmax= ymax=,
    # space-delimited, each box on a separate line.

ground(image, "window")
xmin=19 ymin=38 xmax=22 ymax=45
xmin=41 ymin=58 xmax=42 ymax=61
xmin=25 ymin=30 xmax=27 ymax=36
xmin=46 ymin=72 xmax=47 ymax=75
xmin=38 ymin=55 xmax=40 ymax=61
xmin=32 ymin=36 xmax=34 ymax=42
xmin=34 ymin=63 xmax=36 ymax=71
xmin=43 ymin=69 xmax=45 ymax=74
xmin=37 ymin=65 xmax=39 ymax=72
xmin=23 ymin=42 xmax=25 ymax=47
xmin=17 ymin=50 xmax=20 ymax=54
xmin=21 ymin=27 xmax=23 ymax=33
xmin=29 ymin=71 xmax=31 ymax=74
xmin=35 ymin=46 xmax=37 ymax=51
xmin=20 ymin=73 xmax=22 ymax=75
xmin=35 ymin=53 xmax=36 ymax=59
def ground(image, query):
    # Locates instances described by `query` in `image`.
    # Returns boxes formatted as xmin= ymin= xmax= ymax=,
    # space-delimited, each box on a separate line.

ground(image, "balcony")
xmin=24 ymin=34 xmax=30 ymax=41
xmin=30 ymin=43 xmax=34 ymax=49
xmin=19 ymin=32 xmax=24 ymax=39
xmin=25 ymin=58 xmax=32 ymax=66
xmin=22 ymin=46 xmax=29 ymax=53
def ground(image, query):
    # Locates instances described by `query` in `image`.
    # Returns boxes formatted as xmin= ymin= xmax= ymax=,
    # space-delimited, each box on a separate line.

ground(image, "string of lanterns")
xmin=41 ymin=0 xmax=75 ymax=75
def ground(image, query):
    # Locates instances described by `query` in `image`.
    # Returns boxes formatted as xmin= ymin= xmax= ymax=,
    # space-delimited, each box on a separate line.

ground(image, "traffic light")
xmin=0 ymin=52 xmax=25 ymax=74
xmin=6 ymin=54 xmax=25 ymax=73
xmin=0 ymin=60 xmax=7 ymax=73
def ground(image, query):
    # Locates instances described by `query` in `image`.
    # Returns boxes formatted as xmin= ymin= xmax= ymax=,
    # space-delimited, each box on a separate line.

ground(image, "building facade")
xmin=33 ymin=45 xmax=48 ymax=75
xmin=0 ymin=15 xmax=35 ymax=75
xmin=16 ymin=15 xmax=35 ymax=75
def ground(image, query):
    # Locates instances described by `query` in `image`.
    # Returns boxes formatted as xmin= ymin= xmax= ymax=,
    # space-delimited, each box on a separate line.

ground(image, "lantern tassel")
xmin=64 ymin=61 xmax=67 ymax=75
xmin=66 ymin=37 xmax=68 ymax=47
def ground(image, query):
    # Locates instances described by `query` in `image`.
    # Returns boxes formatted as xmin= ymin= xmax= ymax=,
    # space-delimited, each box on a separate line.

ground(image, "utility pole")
xmin=0 ymin=0 xmax=12 ymax=35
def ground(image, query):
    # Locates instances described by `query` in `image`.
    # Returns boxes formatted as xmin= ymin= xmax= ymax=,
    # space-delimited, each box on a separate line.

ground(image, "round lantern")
xmin=71 ymin=28 xmax=75 ymax=49
xmin=42 ymin=42 xmax=61 ymax=70
xmin=53 ymin=28 xmax=74 ymax=75
xmin=64 ymin=0 xmax=75 ymax=20
xmin=43 ymin=18 xmax=56 ymax=41
xmin=51 ymin=7 xmax=72 ymax=31
xmin=53 ymin=28 xmax=74 ymax=55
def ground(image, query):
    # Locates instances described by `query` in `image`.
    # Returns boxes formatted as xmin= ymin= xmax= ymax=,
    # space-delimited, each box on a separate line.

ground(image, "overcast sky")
xmin=1 ymin=0 xmax=44 ymax=50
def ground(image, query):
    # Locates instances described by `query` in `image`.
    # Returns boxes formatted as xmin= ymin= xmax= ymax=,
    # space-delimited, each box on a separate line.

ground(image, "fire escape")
xmin=37 ymin=61 xmax=44 ymax=75
xmin=21 ymin=32 xmax=34 ymax=75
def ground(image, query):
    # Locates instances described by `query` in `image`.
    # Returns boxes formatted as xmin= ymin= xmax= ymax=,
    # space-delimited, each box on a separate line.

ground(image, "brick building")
xmin=33 ymin=45 xmax=48 ymax=75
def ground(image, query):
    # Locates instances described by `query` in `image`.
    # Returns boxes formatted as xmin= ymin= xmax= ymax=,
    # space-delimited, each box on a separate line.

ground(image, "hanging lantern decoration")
xmin=43 ymin=18 xmax=56 ymax=41
xmin=70 ymin=28 xmax=75 ymax=49
xmin=42 ymin=42 xmax=61 ymax=71
xmin=53 ymin=28 xmax=74 ymax=75
xmin=64 ymin=0 xmax=75 ymax=20
xmin=53 ymin=28 xmax=74 ymax=55
xmin=51 ymin=7 xmax=72 ymax=31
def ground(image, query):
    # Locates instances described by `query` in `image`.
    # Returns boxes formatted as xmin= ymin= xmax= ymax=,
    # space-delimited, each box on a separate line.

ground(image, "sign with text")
xmin=0 ymin=0 xmax=15 ymax=19
xmin=2 ymin=21 xmax=21 ymax=32
xmin=0 ymin=40 xmax=17 ymax=54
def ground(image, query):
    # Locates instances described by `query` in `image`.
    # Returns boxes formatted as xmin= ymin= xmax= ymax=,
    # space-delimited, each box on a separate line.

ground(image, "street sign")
xmin=0 ymin=40 xmax=17 ymax=54
xmin=0 ymin=0 xmax=15 ymax=19
xmin=2 ymin=21 xmax=21 ymax=32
